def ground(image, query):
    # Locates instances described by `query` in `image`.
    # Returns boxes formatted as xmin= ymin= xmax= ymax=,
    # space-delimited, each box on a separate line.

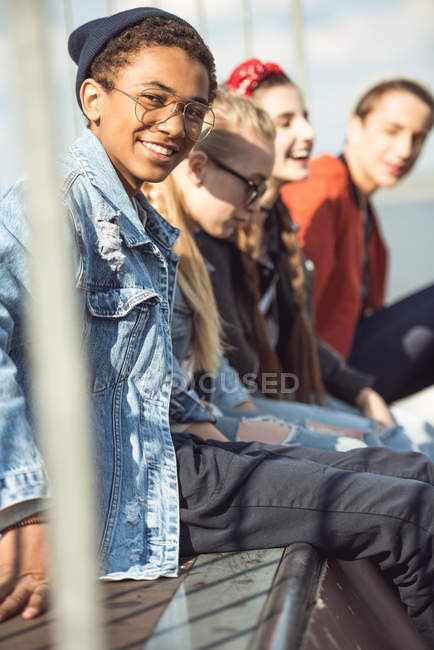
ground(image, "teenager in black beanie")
xmin=0 ymin=8 xmax=432 ymax=645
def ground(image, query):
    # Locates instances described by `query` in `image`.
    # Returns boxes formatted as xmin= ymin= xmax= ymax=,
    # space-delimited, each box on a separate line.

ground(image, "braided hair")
xmin=227 ymin=61 xmax=324 ymax=403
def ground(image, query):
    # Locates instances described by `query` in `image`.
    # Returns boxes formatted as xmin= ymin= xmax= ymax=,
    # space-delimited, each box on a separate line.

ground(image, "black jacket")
xmin=196 ymin=211 xmax=374 ymax=405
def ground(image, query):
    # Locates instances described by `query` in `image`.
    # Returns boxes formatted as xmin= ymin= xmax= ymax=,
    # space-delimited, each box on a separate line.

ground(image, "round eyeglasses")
xmin=207 ymin=156 xmax=267 ymax=206
xmin=113 ymin=87 xmax=215 ymax=143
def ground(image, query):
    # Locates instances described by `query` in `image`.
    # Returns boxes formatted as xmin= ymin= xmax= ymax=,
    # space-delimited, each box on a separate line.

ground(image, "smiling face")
xmin=253 ymin=83 xmax=314 ymax=182
xmin=345 ymin=90 xmax=432 ymax=195
xmin=175 ymin=128 xmax=274 ymax=239
xmin=81 ymin=45 xmax=210 ymax=196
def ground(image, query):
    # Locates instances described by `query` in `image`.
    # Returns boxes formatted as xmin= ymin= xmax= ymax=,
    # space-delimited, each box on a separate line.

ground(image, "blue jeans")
xmin=219 ymin=395 xmax=434 ymax=460
xmin=323 ymin=394 xmax=434 ymax=460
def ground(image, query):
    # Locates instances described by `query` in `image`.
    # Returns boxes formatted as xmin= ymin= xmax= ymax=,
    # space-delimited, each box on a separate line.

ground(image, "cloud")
xmin=138 ymin=0 xmax=288 ymax=22
xmin=306 ymin=0 xmax=434 ymax=67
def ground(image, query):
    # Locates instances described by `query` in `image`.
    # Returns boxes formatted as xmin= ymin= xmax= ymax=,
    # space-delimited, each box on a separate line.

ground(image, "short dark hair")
xmin=90 ymin=16 xmax=217 ymax=102
xmin=354 ymin=78 xmax=434 ymax=130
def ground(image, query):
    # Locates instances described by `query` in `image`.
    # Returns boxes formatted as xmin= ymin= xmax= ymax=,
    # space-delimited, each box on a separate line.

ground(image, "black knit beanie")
xmin=68 ymin=7 xmax=195 ymax=109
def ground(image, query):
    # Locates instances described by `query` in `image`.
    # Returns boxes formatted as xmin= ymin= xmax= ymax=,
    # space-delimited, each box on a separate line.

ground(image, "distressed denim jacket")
xmin=0 ymin=130 xmax=213 ymax=580
xmin=171 ymin=285 xmax=250 ymax=410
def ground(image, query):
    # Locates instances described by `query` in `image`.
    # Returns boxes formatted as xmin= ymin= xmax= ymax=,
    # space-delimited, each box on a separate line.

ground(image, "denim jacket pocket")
xmin=85 ymin=287 xmax=161 ymax=393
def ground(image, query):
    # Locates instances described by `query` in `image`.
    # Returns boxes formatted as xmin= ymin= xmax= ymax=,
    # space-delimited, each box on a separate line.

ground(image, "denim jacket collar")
xmin=68 ymin=130 xmax=179 ymax=251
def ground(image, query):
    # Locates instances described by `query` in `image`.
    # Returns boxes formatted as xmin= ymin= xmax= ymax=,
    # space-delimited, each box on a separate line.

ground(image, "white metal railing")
xmin=290 ymin=0 xmax=308 ymax=101
xmin=242 ymin=0 xmax=253 ymax=59
xmin=7 ymin=1 xmax=104 ymax=648
xmin=196 ymin=0 xmax=208 ymax=43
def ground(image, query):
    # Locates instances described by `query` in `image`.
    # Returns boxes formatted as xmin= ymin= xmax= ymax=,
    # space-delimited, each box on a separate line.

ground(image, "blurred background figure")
xmin=282 ymin=79 xmax=434 ymax=404
xmin=221 ymin=57 xmax=393 ymax=423
xmin=146 ymin=83 xmax=433 ymax=458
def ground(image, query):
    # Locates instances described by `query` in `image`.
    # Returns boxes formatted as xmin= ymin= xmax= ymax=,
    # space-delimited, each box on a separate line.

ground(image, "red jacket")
xmin=281 ymin=154 xmax=388 ymax=358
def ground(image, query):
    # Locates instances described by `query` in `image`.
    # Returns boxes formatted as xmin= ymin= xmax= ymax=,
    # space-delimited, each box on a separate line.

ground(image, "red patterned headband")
xmin=227 ymin=58 xmax=288 ymax=98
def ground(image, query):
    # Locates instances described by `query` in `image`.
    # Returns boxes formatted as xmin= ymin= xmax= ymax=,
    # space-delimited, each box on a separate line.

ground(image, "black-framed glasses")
xmin=112 ymin=87 xmax=215 ymax=142
xmin=207 ymin=156 xmax=267 ymax=206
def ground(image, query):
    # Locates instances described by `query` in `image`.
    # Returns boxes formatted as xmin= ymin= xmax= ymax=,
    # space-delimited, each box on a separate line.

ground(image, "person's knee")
xmin=361 ymin=447 xmax=433 ymax=485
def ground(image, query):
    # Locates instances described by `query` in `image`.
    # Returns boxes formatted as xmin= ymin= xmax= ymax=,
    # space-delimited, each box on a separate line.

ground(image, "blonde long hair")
xmin=144 ymin=88 xmax=275 ymax=375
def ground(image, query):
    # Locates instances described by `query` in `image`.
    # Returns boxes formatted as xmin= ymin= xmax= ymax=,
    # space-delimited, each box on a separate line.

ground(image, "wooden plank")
xmin=104 ymin=557 xmax=196 ymax=650
xmin=302 ymin=558 xmax=429 ymax=650
xmin=145 ymin=548 xmax=285 ymax=650
xmin=0 ymin=559 xmax=195 ymax=650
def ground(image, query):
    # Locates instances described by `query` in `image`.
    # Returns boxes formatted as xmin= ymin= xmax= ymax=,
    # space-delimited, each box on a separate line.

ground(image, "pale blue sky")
xmin=1 ymin=0 xmax=433 ymax=195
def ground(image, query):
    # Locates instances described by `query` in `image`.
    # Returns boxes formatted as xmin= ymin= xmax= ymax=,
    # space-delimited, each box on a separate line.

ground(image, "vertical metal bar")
xmin=62 ymin=0 xmax=82 ymax=139
xmin=242 ymin=0 xmax=253 ymax=59
xmin=290 ymin=0 xmax=308 ymax=101
xmin=196 ymin=0 xmax=208 ymax=42
xmin=106 ymin=0 xmax=116 ymax=15
xmin=7 ymin=2 xmax=104 ymax=649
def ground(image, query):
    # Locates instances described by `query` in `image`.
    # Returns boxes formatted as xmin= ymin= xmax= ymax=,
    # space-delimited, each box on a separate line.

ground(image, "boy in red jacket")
xmin=282 ymin=79 xmax=433 ymax=402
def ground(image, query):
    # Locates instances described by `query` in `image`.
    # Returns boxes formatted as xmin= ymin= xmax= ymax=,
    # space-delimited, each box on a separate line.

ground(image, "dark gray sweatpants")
xmin=173 ymin=435 xmax=434 ymax=644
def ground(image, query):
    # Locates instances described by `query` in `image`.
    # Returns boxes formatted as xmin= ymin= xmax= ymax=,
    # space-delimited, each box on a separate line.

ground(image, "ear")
xmin=186 ymin=150 xmax=208 ymax=186
xmin=347 ymin=115 xmax=365 ymax=145
xmin=80 ymin=79 xmax=105 ymax=125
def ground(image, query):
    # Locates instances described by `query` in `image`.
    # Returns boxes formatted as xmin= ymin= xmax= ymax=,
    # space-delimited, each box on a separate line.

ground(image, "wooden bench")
xmin=0 ymin=545 xmax=427 ymax=649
